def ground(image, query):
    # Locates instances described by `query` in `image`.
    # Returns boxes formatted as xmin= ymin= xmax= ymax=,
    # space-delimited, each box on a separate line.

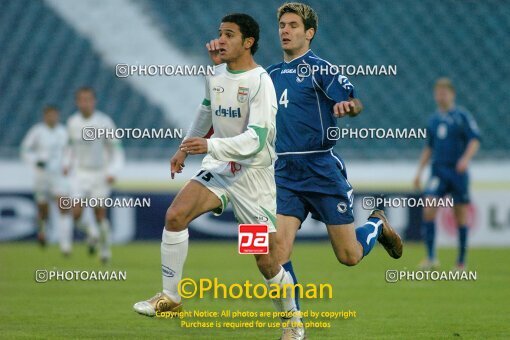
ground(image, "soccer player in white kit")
xmin=21 ymin=106 xmax=73 ymax=254
xmin=65 ymin=87 xmax=124 ymax=263
xmin=134 ymin=14 xmax=299 ymax=321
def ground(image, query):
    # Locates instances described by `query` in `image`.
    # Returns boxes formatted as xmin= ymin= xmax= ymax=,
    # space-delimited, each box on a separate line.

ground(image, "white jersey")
xmin=21 ymin=123 xmax=67 ymax=174
xmin=66 ymin=110 xmax=124 ymax=176
xmin=186 ymin=64 xmax=277 ymax=169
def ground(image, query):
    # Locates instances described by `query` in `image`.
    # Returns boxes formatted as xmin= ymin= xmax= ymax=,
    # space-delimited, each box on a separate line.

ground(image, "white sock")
xmin=265 ymin=267 xmax=300 ymax=324
xmin=161 ymin=228 xmax=189 ymax=303
xmin=99 ymin=219 xmax=111 ymax=258
xmin=58 ymin=213 xmax=73 ymax=253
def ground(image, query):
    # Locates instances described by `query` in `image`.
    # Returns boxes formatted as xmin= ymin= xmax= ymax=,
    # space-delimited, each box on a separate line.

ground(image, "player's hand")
xmin=170 ymin=149 xmax=187 ymax=179
xmin=180 ymin=138 xmax=208 ymax=155
xmin=413 ymin=175 xmax=421 ymax=191
xmin=106 ymin=175 xmax=115 ymax=184
xmin=206 ymin=39 xmax=222 ymax=66
xmin=456 ymin=157 xmax=469 ymax=173
xmin=333 ymin=101 xmax=356 ymax=117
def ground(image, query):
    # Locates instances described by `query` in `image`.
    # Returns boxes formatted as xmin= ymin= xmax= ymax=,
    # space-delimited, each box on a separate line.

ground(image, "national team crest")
xmin=237 ymin=87 xmax=249 ymax=103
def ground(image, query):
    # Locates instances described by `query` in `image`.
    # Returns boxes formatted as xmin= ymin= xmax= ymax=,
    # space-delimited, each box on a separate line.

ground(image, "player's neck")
xmin=283 ymin=47 xmax=310 ymax=62
xmin=226 ymin=55 xmax=257 ymax=73
xmin=438 ymin=103 xmax=455 ymax=113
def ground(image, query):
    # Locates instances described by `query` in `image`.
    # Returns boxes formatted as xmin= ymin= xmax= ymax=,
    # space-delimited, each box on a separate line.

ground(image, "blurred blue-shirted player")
xmin=414 ymin=78 xmax=481 ymax=271
xmin=208 ymin=3 xmax=403 ymax=339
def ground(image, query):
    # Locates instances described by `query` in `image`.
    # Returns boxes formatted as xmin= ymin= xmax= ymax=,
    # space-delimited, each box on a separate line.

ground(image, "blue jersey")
xmin=427 ymin=107 xmax=480 ymax=167
xmin=266 ymin=50 xmax=355 ymax=154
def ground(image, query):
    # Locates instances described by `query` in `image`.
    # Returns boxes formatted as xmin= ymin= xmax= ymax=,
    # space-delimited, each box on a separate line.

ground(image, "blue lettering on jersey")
xmin=266 ymin=50 xmax=355 ymax=153
xmin=215 ymin=105 xmax=242 ymax=118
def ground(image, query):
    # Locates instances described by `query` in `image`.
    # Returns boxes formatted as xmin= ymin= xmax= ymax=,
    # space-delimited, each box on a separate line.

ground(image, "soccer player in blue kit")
xmin=414 ymin=78 xmax=480 ymax=271
xmin=208 ymin=3 xmax=403 ymax=339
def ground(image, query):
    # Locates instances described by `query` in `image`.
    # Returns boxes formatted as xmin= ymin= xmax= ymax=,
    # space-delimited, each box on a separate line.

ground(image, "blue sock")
xmin=355 ymin=217 xmax=383 ymax=257
xmin=282 ymin=261 xmax=300 ymax=310
xmin=422 ymin=221 xmax=436 ymax=261
xmin=458 ymin=225 xmax=468 ymax=265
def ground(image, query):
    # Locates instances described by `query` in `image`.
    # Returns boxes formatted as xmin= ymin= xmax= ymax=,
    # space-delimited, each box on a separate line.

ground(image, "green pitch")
xmin=1 ymin=242 xmax=509 ymax=339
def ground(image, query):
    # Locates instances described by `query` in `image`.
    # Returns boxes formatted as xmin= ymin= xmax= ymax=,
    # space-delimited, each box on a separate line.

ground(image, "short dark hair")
xmin=75 ymin=86 xmax=96 ymax=98
xmin=43 ymin=105 xmax=59 ymax=114
xmin=221 ymin=13 xmax=260 ymax=55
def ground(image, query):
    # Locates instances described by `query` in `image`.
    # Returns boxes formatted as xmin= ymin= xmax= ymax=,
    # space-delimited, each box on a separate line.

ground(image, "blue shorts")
xmin=275 ymin=150 xmax=354 ymax=225
xmin=424 ymin=164 xmax=470 ymax=204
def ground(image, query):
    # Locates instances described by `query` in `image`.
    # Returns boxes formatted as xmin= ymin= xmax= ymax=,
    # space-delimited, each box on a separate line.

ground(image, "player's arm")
xmin=172 ymin=79 xmax=213 ymax=178
xmin=104 ymin=118 xmax=125 ymax=184
xmin=182 ymin=74 xmax=275 ymax=161
xmin=20 ymin=127 xmax=40 ymax=168
xmin=314 ymin=70 xmax=361 ymax=117
xmin=456 ymin=112 xmax=481 ymax=173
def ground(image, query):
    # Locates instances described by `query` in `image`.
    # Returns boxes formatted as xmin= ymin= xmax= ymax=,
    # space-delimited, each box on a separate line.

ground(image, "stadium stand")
xmin=1 ymin=0 xmax=508 ymax=159
xmin=0 ymin=0 xmax=177 ymax=159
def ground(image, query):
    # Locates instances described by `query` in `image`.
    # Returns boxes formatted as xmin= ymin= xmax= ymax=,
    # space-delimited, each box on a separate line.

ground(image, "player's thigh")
xmin=424 ymin=172 xmax=449 ymax=217
xmin=228 ymin=167 xmax=277 ymax=231
xmin=93 ymin=206 xmax=107 ymax=222
xmin=326 ymin=223 xmax=363 ymax=265
xmin=165 ymin=179 xmax=222 ymax=231
xmin=275 ymin=214 xmax=301 ymax=264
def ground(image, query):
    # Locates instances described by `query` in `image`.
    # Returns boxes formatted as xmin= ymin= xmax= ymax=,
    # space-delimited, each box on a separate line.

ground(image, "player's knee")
xmin=336 ymin=250 xmax=361 ymax=267
xmin=165 ymin=206 xmax=189 ymax=231
xmin=423 ymin=207 xmax=436 ymax=221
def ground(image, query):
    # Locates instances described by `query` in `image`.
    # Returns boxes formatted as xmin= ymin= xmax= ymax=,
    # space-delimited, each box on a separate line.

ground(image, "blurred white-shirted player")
xmin=21 ymin=106 xmax=73 ymax=255
xmin=65 ymin=87 xmax=124 ymax=263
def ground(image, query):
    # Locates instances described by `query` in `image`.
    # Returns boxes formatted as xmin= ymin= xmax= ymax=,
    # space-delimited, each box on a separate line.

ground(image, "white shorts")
xmin=70 ymin=169 xmax=111 ymax=199
xmin=34 ymin=171 xmax=69 ymax=203
xmin=191 ymin=164 xmax=277 ymax=233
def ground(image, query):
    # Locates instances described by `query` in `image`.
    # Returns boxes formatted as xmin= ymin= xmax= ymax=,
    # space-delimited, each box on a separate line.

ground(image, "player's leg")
xmin=420 ymin=202 xmax=439 ymax=269
xmin=55 ymin=195 xmax=73 ymax=256
xmin=420 ymin=171 xmax=447 ymax=269
xmin=453 ymin=204 xmax=468 ymax=269
xmin=232 ymin=167 xmax=304 ymax=339
xmin=91 ymin=172 xmax=113 ymax=262
xmin=36 ymin=201 xmax=49 ymax=247
xmin=34 ymin=175 xmax=49 ymax=247
xmin=326 ymin=208 xmax=402 ymax=266
xmin=275 ymin=182 xmax=307 ymax=315
xmin=452 ymin=171 xmax=470 ymax=269
xmin=134 ymin=178 xmax=222 ymax=316
xmin=93 ymin=206 xmax=110 ymax=263
xmin=275 ymin=214 xmax=301 ymax=310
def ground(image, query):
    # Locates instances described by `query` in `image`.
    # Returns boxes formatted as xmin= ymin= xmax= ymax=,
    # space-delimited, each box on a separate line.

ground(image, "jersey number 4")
xmin=279 ymin=89 xmax=289 ymax=108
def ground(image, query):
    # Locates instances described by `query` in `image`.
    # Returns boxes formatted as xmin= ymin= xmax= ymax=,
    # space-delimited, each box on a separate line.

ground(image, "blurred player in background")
xmin=21 ymin=106 xmax=72 ymax=255
xmin=414 ymin=78 xmax=480 ymax=270
xmin=134 ymin=14 xmax=299 ymax=326
xmin=207 ymin=3 xmax=403 ymax=338
xmin=65 ymin=87 xmax=124 ymax=263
